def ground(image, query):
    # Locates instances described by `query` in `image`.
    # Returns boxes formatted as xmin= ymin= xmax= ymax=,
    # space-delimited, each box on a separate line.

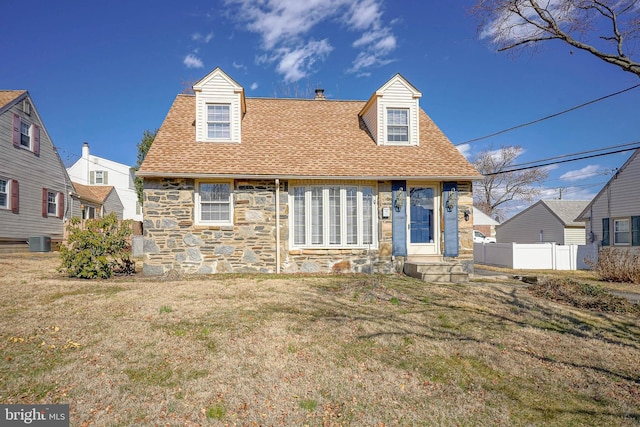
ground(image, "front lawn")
xmin=1 ymin=253 xmax=638 ymax=426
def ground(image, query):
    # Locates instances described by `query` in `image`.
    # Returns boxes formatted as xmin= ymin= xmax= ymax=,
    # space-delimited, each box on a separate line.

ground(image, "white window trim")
xmin=289 ymin=184 xmax=378 ymax=250
xmin=613 ymin=218 xmax=630 ymax=246
xmin=206 ymin=103 xmax=231 ymax=141
xmin=386 ymin=108 xmax=409 ymax=144
xmin=194 ymin=180 xmax=234 ymax=226
xmin=95 ymin=170 xmax=104 ymax=184
xmin=0 ymin=178 xmax=8 ymax=210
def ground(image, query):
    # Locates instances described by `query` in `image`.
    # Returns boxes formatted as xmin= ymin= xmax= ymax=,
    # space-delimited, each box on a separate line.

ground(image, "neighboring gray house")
xmin=72 ymin=182 xmax=124 ymax=220
xmin=0 ymin=90 xmax=78 ymax=248
xmin=496 ymin=200 xmax=589 ymax=245
xmin=576 ymin=149 xmax=640 ymax=249
xmin=473 ymin=207 xmax=499 ymax=238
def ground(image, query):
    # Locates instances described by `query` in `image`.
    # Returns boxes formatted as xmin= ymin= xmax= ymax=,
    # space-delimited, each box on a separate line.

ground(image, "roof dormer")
xmin=359 ymin=74 xmax=422 ymax=146
xmin=193 ymin=67 xmax=246 ymax=144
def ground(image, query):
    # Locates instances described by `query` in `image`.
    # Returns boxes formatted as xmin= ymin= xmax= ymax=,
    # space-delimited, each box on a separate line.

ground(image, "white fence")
xmin=474 ymin=242 xmax=599 ymax=270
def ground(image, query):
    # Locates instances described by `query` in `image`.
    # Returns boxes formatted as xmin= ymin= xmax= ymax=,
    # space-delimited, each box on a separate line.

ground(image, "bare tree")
xmin=473 ymin=145 xmax=548 ymax=221
xmin=473 ymin=0 xmax=640 ymax=78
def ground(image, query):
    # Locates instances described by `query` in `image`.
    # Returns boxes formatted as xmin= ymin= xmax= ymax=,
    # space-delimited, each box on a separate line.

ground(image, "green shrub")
xmin=59 ymin=213 xmax=134 ymax=279
xmin=586 ymin=247 xmax=640 ymax=284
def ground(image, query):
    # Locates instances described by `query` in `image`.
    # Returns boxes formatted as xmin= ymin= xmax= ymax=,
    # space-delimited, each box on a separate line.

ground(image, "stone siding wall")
xmin=142 ymin=179 xmax=396 ymax=275
xmin=142 ymin=178 xmax=472 ymax=275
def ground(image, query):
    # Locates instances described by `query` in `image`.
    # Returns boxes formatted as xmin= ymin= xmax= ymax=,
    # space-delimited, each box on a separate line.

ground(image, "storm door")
xmin=407 ymin=185 xmax=439 ymax=255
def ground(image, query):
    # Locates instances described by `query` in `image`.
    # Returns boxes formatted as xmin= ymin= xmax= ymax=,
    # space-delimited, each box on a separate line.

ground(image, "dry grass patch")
xmin=0 ymin=253 xmax=639 ymax=426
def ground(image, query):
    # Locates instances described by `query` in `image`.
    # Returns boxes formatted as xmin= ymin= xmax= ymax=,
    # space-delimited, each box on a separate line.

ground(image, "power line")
xmin=485 ymin=143 xmax=640 ymax=176
xmin=455 ymin=83 xmax=640 ymax=146
xmin=500 ymin=141 xmax=640 ymax=169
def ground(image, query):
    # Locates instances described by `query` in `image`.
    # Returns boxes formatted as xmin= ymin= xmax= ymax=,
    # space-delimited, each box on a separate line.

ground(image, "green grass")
xmin=299 ymin=399 xmax=318 ymax=411
xmin=206 ymin=404 xmax=226 ymax=419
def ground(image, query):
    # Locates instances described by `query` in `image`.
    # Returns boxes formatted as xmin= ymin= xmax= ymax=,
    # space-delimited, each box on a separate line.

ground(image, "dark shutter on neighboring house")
xmin=602 ymin=218 xmax=610 ymax=246
xmin=10 ymin=180 xmax=19 ymax=214
xmin=632 ymin=216 xmax=640 ymax=246
xmin=12 ymin=114 xmax=20 ymax=147
xmin=42 ymin=188 xmax=48 ymax=217
xmin=32 ymin=124 xmax=40 ymax=156
xmin=57 ymin=192 xmax=64 ymax=219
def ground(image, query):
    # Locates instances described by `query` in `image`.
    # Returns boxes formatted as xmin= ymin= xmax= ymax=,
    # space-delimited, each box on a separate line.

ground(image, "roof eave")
xmin=136 ymin=171 xmax=483 ymax=181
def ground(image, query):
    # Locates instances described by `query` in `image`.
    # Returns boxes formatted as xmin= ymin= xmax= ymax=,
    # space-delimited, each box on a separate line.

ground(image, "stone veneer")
xmin=142 ymin=178 xmax=473 ymax=276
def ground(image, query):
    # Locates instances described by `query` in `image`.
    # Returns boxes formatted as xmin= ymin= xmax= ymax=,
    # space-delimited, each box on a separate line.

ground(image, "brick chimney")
xmin=314 ymin=88 xmax=326 ymax=100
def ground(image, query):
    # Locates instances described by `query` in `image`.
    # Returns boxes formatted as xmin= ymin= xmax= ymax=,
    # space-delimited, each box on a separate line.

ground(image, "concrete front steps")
xmin=404 ymin=259 xmax=469 ymax=283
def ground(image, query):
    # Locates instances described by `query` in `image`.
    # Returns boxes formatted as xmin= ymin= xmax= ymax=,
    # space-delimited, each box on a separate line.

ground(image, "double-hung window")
xmin=20 ymin=121 xmax=31 ymax=148
xmin=387 ymin=108 xmax=408 ymax=143
xmin=196 ymin=181 xmax=233 ymax=225
xmin=614 ymin=218 xmax=630 ymax=245
xmin=207 ymin=104 xmax=230 ymax=139
xmin=0 ymin=179 xmax=8 ymax=209
xmin=95 ymin=171 xmax=105 ymax=184
xmin=291 ymin=185 xmax=376 ymax=248
xmin=47 ymin=191 xmax=58 ymax=216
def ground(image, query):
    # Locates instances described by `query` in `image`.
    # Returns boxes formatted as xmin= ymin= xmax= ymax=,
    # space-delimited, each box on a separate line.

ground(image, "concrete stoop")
xmin=404 ymin=261 xmax=469 ymax=283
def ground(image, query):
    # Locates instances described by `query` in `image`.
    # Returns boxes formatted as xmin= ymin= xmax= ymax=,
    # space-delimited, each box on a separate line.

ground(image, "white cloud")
xmin=560 ymin=165 xmax=601 ymax=182
xmin=273 ymin=39 xmax=334 ymax=82
xmin=346 ymin=0 xmax=382 ymax=30
xmin=225 ymin=0 xmax=397 ymax=80
xmin=233 ymin=61 xmax=248 ymax=71
xmin=250 ymin=82 xmax=259 ymax=90
xmin=480 ymin=0 xmax=576 ymax=45
xmin=192 ymin=32 xmax=214 ymax=43
xmin=183 ymin=54 xmax=204 ymax=68
xmin=456 ymin=144 xmax=471 ymax=158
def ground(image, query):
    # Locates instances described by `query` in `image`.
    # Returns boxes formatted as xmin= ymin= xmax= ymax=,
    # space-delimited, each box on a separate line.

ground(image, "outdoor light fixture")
xmin=445 ymin=188 xmax=458 ymax=212
xmin=394 ymin=187 xmax=405 ymax=211
xmin=464 ymin=210 xmax=470 ymax=221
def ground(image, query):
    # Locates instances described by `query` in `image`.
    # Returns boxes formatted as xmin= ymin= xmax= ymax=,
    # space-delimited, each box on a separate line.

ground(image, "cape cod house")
xmin=137 ymin=68 xmax=482 ymax=280
xmin=0 ymin=90 xmax=78 ymax=249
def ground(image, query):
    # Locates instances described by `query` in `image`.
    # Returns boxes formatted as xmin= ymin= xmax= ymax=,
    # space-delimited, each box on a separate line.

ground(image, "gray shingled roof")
xmin=541 ymin=200 xmax=590 ymax=226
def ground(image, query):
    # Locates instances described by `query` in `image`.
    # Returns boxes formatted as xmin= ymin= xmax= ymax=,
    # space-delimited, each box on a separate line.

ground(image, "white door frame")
xmin=406 ymin=182 xmax=440 ymax=256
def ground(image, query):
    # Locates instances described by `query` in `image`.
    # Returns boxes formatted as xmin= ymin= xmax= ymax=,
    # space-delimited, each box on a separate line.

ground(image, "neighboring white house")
xmin=67 ymin=143 xmax=142 ymax=221
xmin=576 ymin=148 xmax=640 ymax=249
xmin=473 ymin=207 xmax=499 ymax=238
xmin=496 ymin=199 xmax=589 ymax=245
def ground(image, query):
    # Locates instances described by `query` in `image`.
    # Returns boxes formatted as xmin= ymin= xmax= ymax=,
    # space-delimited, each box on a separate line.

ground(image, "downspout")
xmin=275 ymin=178 xmax=281 ymax=274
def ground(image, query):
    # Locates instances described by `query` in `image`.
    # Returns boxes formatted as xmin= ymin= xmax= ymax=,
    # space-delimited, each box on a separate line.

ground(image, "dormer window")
xmin=207 ymin=104 xmax=231 ymax=139
xmin=358 ymin=74 xmax=421 ymax=147
xmin=387 ymin=108 xmax=408 ymax=143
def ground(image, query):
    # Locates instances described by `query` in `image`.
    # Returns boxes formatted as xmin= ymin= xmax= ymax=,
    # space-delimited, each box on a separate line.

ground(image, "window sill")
xmin=194 ymin=223 xmax=234 ymax=230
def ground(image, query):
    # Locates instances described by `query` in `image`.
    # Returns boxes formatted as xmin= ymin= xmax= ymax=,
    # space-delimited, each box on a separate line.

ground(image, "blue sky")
xmin=3 ymin=0 xmax=639 ymax=218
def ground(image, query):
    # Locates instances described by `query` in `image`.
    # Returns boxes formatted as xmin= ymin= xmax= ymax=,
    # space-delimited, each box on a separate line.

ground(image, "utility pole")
xmin=557 ymin=188 xmax=563 ymax=200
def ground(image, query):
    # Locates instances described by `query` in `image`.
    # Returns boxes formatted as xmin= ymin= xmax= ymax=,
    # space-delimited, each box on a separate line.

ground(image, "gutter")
xmin=136 ymin=172 xmax=484 ymax=181
xmin=275 ymin=178 xmax=280 ymax=274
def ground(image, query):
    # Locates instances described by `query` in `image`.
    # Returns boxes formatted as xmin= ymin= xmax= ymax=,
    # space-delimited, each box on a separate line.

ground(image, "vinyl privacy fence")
xmin=474 ymin=242 xmax=599 ymax=270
